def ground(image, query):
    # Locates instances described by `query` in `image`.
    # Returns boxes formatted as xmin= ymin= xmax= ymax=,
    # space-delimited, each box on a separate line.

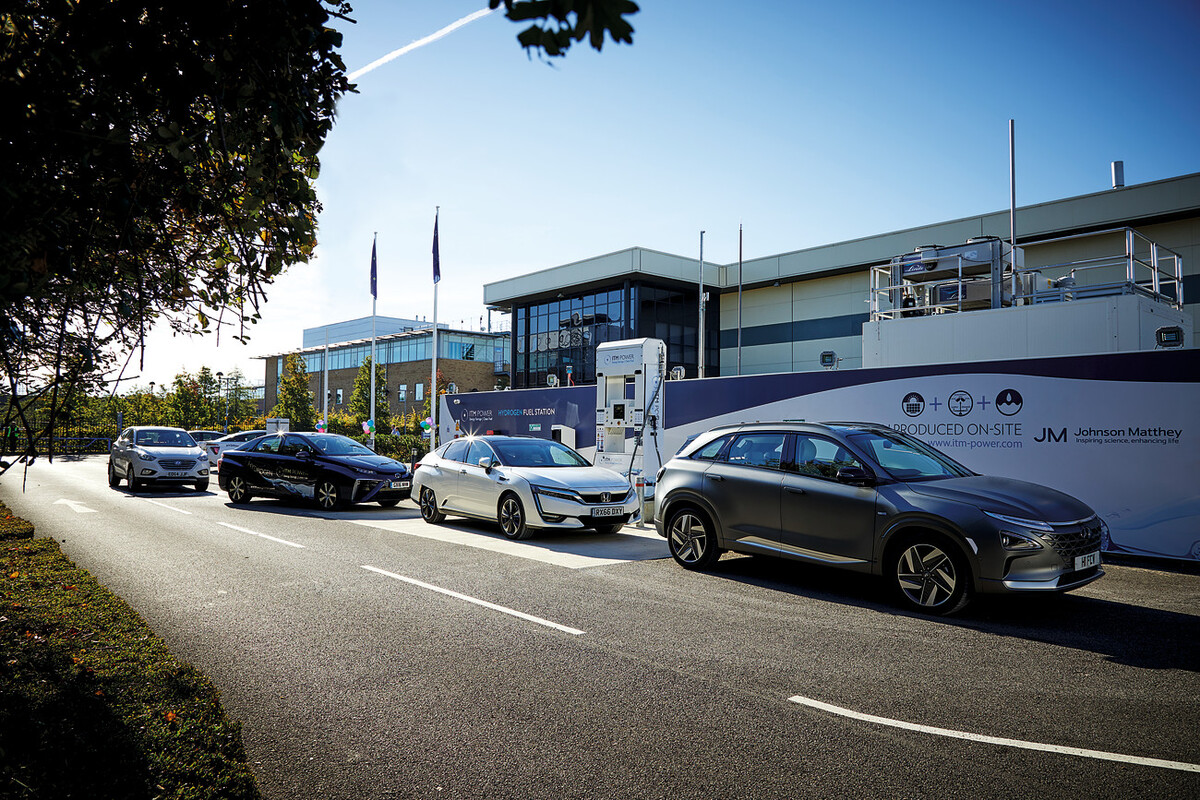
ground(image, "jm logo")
xmin=1034 ymin=427 xmax=1067 ymax=443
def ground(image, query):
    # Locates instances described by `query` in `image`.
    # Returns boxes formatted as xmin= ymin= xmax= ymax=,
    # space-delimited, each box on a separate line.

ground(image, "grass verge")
xmin=0 ymin=501 xmax=260 ymax=799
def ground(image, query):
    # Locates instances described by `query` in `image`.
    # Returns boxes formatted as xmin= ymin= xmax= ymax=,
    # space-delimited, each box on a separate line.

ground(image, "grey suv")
xmin=654 ymin=422 xmax=1104 ymax=615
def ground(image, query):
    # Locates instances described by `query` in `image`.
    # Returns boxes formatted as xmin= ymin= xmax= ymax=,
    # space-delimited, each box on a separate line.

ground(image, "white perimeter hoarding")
xmin=441 ymin=349 xmax=1198 ymax=561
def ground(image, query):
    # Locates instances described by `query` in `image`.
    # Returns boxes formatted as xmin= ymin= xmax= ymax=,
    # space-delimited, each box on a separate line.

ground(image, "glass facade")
xmin=511 ymin=280 xmax=719 ymax=389
xmin=294 ymin=330 xmax=504 ymax=376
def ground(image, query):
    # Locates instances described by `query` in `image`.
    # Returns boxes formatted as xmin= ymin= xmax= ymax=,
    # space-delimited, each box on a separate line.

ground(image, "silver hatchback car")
xmin=654 ymin=422 xmax=1104 ymax=615
xmin=413 ymin=435 xmax=638 ymax=540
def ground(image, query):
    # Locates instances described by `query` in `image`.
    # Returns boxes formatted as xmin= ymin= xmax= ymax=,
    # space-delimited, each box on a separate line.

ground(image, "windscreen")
xmin=489 ymin=439 xmax=590 ymax=468
xmin=848 ymin=429 xmax=973 ymax=482
xmin=307 ymin=434 xmax=377 ymax=457
xmin=136 ymin=429 xmax=196 ymax=448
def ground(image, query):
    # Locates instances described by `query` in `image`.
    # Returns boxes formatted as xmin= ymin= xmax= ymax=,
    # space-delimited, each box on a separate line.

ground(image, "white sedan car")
xmin=204 ymin=429 xmax=267 ymax=470
xmin=108 ymin=426 xmax=210 ymax=492
xmin=413 ymin=435 xmax=637 ymax=540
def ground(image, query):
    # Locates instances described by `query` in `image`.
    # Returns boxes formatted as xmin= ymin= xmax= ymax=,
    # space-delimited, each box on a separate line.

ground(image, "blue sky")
xmin=133 ymin=0 xmax=1200 ymax=389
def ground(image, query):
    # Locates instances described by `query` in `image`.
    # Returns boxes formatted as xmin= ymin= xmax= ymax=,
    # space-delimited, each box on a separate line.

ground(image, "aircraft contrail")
xmin=347 ymin=7 xmax=499 ymax=81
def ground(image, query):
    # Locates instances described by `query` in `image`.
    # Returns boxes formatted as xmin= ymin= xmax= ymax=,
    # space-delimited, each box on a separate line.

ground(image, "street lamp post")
xmin=216 ymin=372 xmax=230 ymax=433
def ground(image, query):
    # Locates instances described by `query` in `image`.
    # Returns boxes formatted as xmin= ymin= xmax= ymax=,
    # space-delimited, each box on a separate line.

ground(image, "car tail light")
xmin=413 ymin=462 xmax=423 ymax=471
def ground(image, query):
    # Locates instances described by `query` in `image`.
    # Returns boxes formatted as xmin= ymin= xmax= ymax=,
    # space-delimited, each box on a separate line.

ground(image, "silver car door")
xmin=434 ymin=439 xmax=469 ymax=512
xmin=458 ymin=439 xmax=502 ymax=516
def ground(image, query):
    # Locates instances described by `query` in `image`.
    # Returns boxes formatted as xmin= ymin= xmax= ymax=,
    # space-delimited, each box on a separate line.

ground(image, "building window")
xmin=335 ymin=388 xmax=343 ymax=405
xmin=416 ymin=383 xmax=424 ymax=401
xmin=397 ymin=384 xmax=407 ymax=403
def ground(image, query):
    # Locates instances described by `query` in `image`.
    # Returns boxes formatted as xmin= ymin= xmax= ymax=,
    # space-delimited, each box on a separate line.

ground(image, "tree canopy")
xmin=0 ymin=0 xmax=637 ymax=469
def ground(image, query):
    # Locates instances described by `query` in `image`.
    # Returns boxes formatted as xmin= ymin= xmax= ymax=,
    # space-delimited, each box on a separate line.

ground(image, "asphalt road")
xmin=3 ymin=455 xmax=1198 ymax=799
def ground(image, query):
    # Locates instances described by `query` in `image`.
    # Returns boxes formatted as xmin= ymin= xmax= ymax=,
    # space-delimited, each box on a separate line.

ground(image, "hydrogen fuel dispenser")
xmin=594 ymin=339 xmax=667 ymax=508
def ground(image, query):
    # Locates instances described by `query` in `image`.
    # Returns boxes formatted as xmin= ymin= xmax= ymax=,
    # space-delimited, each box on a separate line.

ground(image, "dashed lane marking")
xmin=217 ymin=522 xmax=306 ymax=549
xmin=362 ymin=565 xmax=585 ymax=636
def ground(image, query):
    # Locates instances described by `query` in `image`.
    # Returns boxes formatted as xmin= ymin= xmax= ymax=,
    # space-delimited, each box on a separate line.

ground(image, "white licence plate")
xmin=592 ymin=506 xmax=623 ymax=518
xmin=166 ymin=471 xmax=186 ymax=477
xmin=390 ymin=480 xmax=411 ymax=490
xmin=1075 ymin=551 xmax=1100 ymax=570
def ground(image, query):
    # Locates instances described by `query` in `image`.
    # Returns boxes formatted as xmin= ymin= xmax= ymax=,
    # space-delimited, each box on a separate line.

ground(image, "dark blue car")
xmin=218 ymin=432 xmax=411 ymax=511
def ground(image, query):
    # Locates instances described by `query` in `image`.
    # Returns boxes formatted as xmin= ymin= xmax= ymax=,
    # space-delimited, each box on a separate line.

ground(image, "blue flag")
xmin=432 ymin=212 xmax=441 ymax=284
xmin=370 ymin=236 xmax=378 ymax=298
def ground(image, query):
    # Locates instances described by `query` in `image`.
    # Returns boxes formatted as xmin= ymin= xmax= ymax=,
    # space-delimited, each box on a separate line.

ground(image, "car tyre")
xmin=419 ymin=487 xmax=446 ymax=523
xmin=226 ymin=475 xmax=253 ymax=504
xmin=890 ymin=535 xmax=972 ymax=616
xmin=316 ymin=480 xmax=347 ymax=511
xmin=592 ymin=523 xmax=624 ymax=535
xmin=666 ymin=506 xmax=721 ymax=569
xmin=498 ymin=493 xmax=533 ymax=540
xmin=126 ymin=464 xmax=142 ymax=491
xmin=107 ymin=460 xmax=121 ymax=488
xmin=195 ymin=480 xmax=209 ymax=493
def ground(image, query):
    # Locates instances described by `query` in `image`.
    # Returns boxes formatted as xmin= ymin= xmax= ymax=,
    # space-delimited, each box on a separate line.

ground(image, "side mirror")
xmin=296 ymin=450 xmax=312 ymax=460
xmin=478 ymin=456 xmax=493 ymax=472
xmin=836 ymin=466 xmax=874 ymax=486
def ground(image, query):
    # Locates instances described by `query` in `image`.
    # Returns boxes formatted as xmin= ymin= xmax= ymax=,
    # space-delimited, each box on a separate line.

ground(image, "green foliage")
xmin=490 ymin=0 xmax=639 ymax=56
xmin=0 ymin=0 xmax=352 ymax=472
xmin=347 ymin=356 xmax=390 ymax=431
xmin=270 ymin=354 xmax=315 ymax=431
xmin=0 ymin=503 xmax=260 ymax=799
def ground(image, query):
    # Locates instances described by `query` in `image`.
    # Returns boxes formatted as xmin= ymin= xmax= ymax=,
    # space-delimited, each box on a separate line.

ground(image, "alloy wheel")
xmin=316 ymin=481 xmax=342 ymax=511
xmin=419 ymin=487 xmax=444 ymax=523
xmin=667 ymin=510 xmax=717 ymax=568
xmin=895 ymin=543 xmax=958 ymax=609
xmin=227 ymin=476 xmax=250 ymax=503
xmin=498 ymin=495 xmax=528 ymax=539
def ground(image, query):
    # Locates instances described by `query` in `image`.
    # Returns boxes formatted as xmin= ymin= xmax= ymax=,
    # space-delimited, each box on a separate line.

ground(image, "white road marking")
xmin=361 ymin=565 xmax=585 ymax=636
xmin=788 ymin=695 xmax=1200 ymax=773
xmin=141 ymin=499 xmax=191 ymax=515
xmin=350 ymin=518 xmax=666 ymax=569
xmin=53 ymin=498 xmax=97 ymax=513
xmin=217 ymin=522 xmax=306 ymax=549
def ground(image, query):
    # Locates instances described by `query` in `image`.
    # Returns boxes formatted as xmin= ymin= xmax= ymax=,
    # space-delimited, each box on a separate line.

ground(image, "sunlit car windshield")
xmin=135 ymin=429 xmax=196 ymax=448
xmin=848 ymin=429 xmax=973 ymax=482
xmin=489 ymin=439 xmax=590 ymax=468
xmin=306 ymin=434 xmax=377 ymax=457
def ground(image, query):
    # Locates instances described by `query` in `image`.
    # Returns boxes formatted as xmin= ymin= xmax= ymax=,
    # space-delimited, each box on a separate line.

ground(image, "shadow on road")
xmin=705 ymin=554 xmax=1200 ymax=672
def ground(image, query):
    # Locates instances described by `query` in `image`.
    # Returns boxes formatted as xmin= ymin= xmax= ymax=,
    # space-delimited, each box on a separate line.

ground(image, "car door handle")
xmin=706 ymin=474 xmax=724 ymax=482
xmin=785 ymin=486 xmax=806 ymax=495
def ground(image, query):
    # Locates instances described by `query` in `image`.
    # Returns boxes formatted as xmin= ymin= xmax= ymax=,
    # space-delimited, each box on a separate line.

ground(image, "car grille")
xmin=579 ymin=489 xmax=632 ymax=504
xmin=159 ymin=458 xmax=196 ymax=470
xmin=1045 ymin=521 xmax=1103 ymax=561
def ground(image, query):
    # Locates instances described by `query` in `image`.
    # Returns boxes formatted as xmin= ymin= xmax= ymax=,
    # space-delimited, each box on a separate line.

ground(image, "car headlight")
xmin=983 ymin=510 xmax=1053 ymax=533
xmin=197 ymin=453 xmax=208 ymax=462
xmin=532 ymin=485 xmax=583 ymax=503
xmin=136 ymin=450 xmax=156 ymax=462
xmin=998 ymin=530 xmax=1044 ymax=551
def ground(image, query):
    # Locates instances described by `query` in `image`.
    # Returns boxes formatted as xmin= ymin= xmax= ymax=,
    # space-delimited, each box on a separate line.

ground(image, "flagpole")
xmin=323 ymin=325 xmax=329 ymax=429
xmin=370 ymin=232 xmax=377 ymax=450
xmin=431 ymin=207 xmax=440 ymax=451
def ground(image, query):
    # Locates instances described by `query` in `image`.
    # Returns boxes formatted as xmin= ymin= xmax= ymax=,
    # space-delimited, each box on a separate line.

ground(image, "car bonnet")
xmin=905 ymin=475 xmax=1095 ymax=523
xmin=505 ymin=465 xmax=630 ymax=492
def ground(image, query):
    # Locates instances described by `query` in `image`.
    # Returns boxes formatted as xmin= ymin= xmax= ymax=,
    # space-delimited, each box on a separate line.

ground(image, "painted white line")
xmin=788 ymin=695 xmax=1200 ymax=774
xmin=53 ymin=498 xmax=97 ymax=514
xmin=141 ymin=498 xmax=191 ymax=515
xmin=217 ymin=522 xmax=306 ymax=549
xmin=361 ymin=565 xmax=584 ymax=636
